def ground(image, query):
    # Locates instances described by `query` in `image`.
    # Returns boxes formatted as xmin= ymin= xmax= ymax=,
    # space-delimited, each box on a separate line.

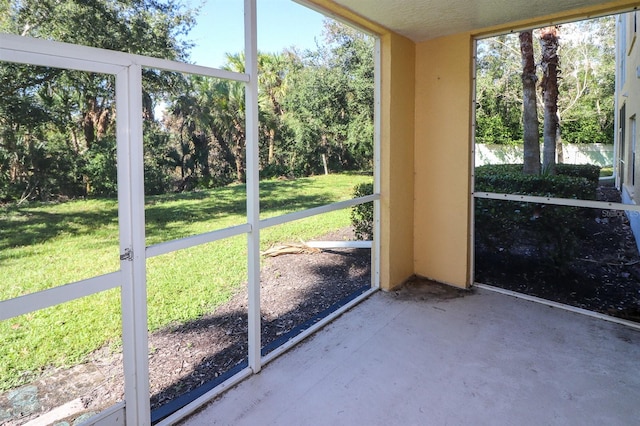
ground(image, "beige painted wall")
xmin=413 ymin=33 xmax=473 ymax=288
xmin=618 ymin=11 xmax=640 ymax=200
xmin=379 ymin=32 xmax=416 ymax=290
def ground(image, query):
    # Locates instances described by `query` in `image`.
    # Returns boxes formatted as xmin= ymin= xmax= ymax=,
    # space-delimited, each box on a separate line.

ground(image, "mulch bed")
xmin=147 ymin=228 xmax=370 ymax=415
xmin=475 ymin=185 xmax=640 ymax=322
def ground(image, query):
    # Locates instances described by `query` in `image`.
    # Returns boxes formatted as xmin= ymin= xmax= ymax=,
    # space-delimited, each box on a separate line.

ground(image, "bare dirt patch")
xmin=393 ymin=276 xmax=472 ymax=301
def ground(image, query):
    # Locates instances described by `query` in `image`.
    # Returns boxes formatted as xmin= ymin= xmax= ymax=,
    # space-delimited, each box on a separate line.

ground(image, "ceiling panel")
xmin=330 ymin=0 xmax=615 ymax=41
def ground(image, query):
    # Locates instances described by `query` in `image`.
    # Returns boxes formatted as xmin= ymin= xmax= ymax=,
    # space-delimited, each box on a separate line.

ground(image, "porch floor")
xmin=181 ymin=285 xmax=640 ymax=426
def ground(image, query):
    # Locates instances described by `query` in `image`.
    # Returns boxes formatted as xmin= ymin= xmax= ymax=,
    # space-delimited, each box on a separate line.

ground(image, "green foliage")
xmin=475 ymin=112 xmax=522 ymax=145
xmin=0 ymin=1 xmax=195 ymax=201
xmin=0 ymin=8 xmax=374 ymax=202
xmin=475 ymin=17 xmax=615 ymax=146
xmin=555 ymin=163 xmax=601 ymax=187
xmin=260 ymin=163 xmax=290 ymax=179
xmin=85 ymin=137 xmax=117 ymax=196
xmin=476 ymin=163 xmax=600 ymax=196
xmin=283 ymin=22 xmax=374 ymax=175
xmin=142 ymin=124 xmax=174 ymax=195
xmin=475 ymin=34 xmax=525 ymax=145
xmin=558 ymin=17 xmax=615 ymax=145
xmin=475 ymin=164 xmax=600 ymax=266
xmin=4 ymin=0 xmax=196 ymax=59
xmin=350 ymin=181 xmax=374 ymax=240
xmin=561 ymin=114 xmax=614 ymax=144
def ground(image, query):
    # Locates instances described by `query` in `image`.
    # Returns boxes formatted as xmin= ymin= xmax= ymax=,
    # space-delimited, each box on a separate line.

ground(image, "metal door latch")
xmin=120 ymin=248 xmax=133 ymax=261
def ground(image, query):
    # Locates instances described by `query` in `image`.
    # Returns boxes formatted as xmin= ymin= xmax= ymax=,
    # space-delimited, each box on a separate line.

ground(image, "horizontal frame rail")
xmin=145 ymin=194 xmax=379 ymax=257
xmin=0 ymin=33 xmax=249 ymax=82
xmin=0 ymin=271 xmax=122 ymax=321
xmin=146 ymin=223 xmax=252 ymax=258
xmin=474 ymin=191 xmax=640 ymax=213
xmin=259 ymin=194 xmax=379 ymax=230
xmin=1 ymin=193 xmax=378 ymax=322
xmin=0 ymin=48 xmax=125 ymax=74
xmin=306 ymin=240 xmax=372 ymax=249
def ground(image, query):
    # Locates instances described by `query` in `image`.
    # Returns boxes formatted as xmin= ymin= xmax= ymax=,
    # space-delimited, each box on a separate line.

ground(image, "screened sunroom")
xmin=1 ymin=0 xmax=639 ymax=425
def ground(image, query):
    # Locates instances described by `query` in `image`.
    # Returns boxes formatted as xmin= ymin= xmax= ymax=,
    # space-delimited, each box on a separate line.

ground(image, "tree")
xmin=0 ymin=0 xmax=196 ymax=200
xmin=163 ymin=73 xmax=244 ymax=189
xmin=257 ymin=53 xmax=288 ymax=169
xmin=558 ymin=17 xmax=615 ymax=145
xmin=475 ymin=34 xmax=524 ymax=145
xmin=519 ymin=30 xmax=541 ymax=174
xmin=220 ymin=53 xmax=250 ymax=182
xmin=539 ymin=26 xmax=561 ymax=174
xmin=1 ymin=7 xmax=376 ymax=200
xmin=283 ymin=21 xmax=374 ymax=176
xmin=476 ymin=17 xmax=614 ymax=159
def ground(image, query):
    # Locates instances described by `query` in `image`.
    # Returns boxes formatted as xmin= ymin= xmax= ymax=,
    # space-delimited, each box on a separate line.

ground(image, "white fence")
xmin=475 ymin=143 xmax=614 ymax=167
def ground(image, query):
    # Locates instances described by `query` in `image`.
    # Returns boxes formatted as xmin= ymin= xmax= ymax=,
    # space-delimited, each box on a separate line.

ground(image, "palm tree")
xmin=519 ymin=30 xmax=541 ymax=175
xmin=540 ymin=26 xmax=560 ymax=174
xmin=258 ymin=53 xmax=288 ymax=166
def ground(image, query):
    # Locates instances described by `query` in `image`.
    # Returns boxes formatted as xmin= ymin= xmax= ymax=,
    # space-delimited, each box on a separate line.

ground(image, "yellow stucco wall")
xmin=379 ymin=32 xmax=415 ymax=290
xmin=413 ymin=33 xmax=473 ymax=288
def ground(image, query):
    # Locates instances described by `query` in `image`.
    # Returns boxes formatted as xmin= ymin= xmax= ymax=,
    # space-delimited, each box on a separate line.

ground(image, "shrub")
xmin=350 ymin=182 xmax=373 ymax=240
xmin=260 ymin=163 xmax=290 ymax=180
xmin=475 ymin=163 xmax=600 ymax=267
xmin=475 ymin=163 xmax=599 ymax=198
xmin=555 ymin=163 xmax=601 ymax=187
xmin=85 ymin=137 xmax=118 ymax=197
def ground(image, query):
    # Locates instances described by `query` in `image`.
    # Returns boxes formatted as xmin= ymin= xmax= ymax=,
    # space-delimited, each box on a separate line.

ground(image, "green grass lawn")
xmin=0 ymin=173 xmax=372 ymax=391
xmin=600 ymin=166 xmax=613 ymax=177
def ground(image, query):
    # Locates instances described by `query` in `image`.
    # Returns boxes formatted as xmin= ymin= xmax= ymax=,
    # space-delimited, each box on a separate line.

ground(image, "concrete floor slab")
xmin=181 ymin=287 xmax=640 ymax=426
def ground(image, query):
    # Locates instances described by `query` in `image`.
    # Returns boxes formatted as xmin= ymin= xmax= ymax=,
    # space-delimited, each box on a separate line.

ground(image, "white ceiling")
xmin=330 ymin=0 xmax=616 ymax=41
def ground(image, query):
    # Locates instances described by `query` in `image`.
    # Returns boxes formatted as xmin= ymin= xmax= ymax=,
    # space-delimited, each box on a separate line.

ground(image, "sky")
xmin=185 ymin=0 xmax=329 ymax=68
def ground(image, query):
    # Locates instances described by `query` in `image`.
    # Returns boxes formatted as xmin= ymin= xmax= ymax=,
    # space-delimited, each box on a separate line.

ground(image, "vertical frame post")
xmin=117 ymin=64 xmax=151 ymax=425
xmin=469 ymin=39 xmax=478 ymax=287
xmin=244 ymin=0 xmax=261 ymax=373
xmin=372 ymin=37 xmax=381 ymax=290
xmin=614 ymin=15 xmax=621 ymax=189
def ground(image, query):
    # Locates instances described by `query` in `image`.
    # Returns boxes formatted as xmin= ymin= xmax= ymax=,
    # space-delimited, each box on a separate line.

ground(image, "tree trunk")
xmin=233 ymin=140 xmax=245 ymax=182
xmin=232 ymin=121 xmax=246 ymax=182
xmin=555 ymin=110 xmax=563 ymax=163
xmin=234 ymin=149 xmax=244 ymax=182
xmin=321 ymin=134 xmax=329 ymax=175
xmin=540 ymin=26 xmax=560 ymax=174
xmin=519 ymin=30 xmax=540 ymax=175
xmin=268 ymin=128 xmax=275 ymax=165
xmin=81 ymin=96 xmax=111 ymax=149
